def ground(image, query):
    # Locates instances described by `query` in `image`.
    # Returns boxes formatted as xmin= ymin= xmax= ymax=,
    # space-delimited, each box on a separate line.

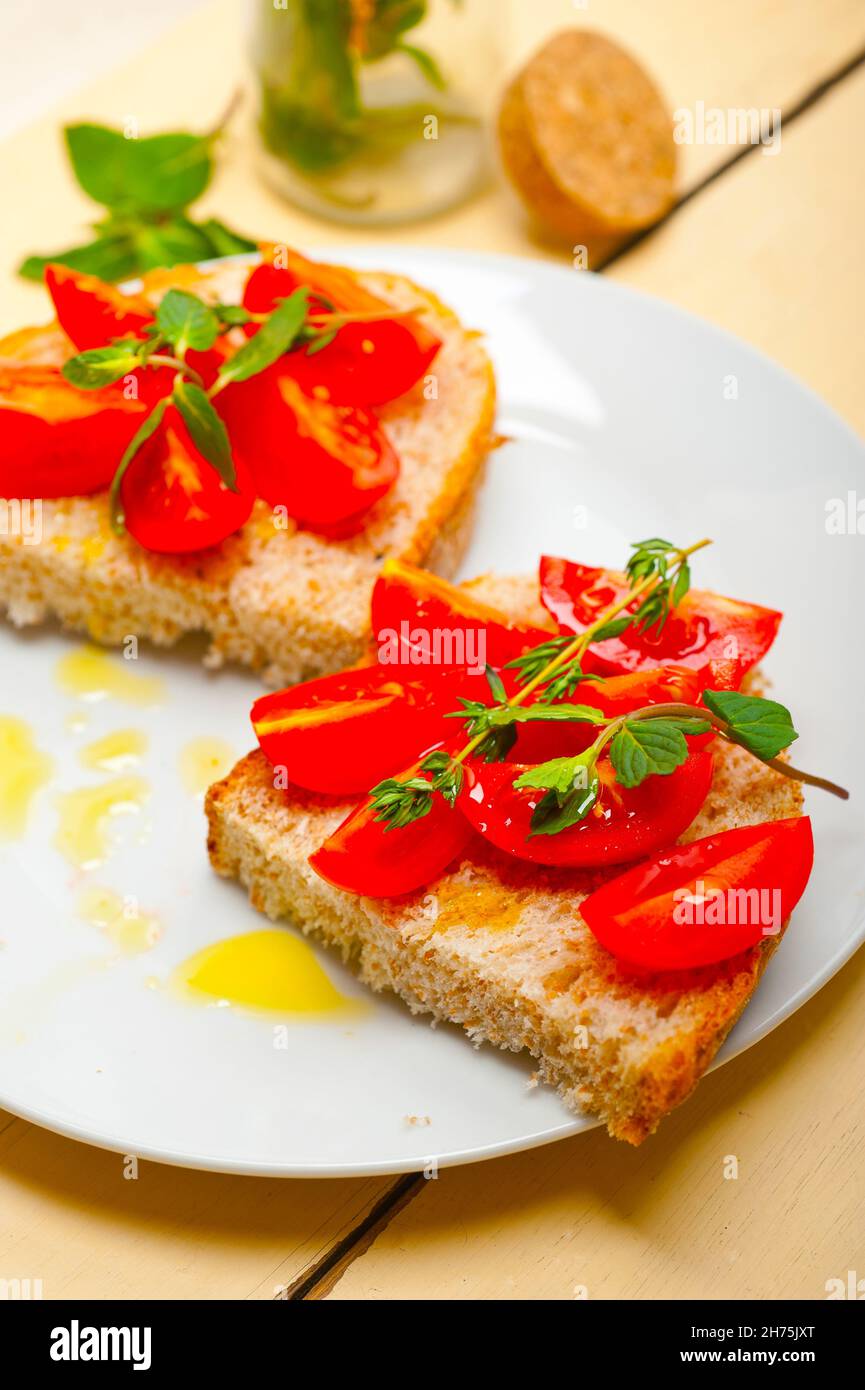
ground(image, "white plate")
xmin=1 ymin=249 xmax=863 ymax=1177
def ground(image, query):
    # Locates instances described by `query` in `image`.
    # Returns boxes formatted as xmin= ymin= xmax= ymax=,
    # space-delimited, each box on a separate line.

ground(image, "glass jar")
xmin=250 ymin=0 xmax=498 ymax=226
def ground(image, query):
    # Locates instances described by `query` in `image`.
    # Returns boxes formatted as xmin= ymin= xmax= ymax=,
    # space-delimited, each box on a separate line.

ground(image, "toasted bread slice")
xmin=0 ymin=260 xmax=495 ymax=687
xmin=205 ymin=573 xmax=803 ymax=1144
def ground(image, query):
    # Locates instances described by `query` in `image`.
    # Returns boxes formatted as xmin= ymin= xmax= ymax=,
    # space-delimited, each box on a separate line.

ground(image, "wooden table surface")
xmin=1 ymin=0 xmax=863 ymax=1301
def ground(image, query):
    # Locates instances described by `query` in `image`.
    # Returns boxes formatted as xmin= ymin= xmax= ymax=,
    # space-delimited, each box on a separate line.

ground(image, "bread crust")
xmin=204 ymin=573 xmax=803 ymax=1144
xmin=0 ymin=263 xmax=496 ymax=688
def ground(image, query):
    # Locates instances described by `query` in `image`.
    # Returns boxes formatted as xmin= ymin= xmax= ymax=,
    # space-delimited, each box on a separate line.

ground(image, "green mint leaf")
xmin=62 ymin=345 xmax=141 ymax=389
xmin=131 ymin=219 xmax=214 ymax=271
xmin=18 ymin=234 xmax=140 ymax=284
xmin=109 ymin=397 xmax=169 ymax=533
xmin=214 ymin=304 xmax=256 ymax=327
xmin=702 ymin=689 xmax=798 ymax=760
xmin=64 ymin=124 xmax=136 ymax=207
xmin=172 ymin=379 xmax=236 ymax=490
xmin=66 ymin=124 xmax=213 ymax=214
xmin=213 ymin=289 xmax=310 ymax=391
xmin=196 ymin=218 xmax=257 ymax=259
xmin=514 ymin=754 xmax=592 ymax=797
xmin=156 ymin=289 xmax=220 ymax=354
xmin=609 ymin=718 xmax=690 ymax=788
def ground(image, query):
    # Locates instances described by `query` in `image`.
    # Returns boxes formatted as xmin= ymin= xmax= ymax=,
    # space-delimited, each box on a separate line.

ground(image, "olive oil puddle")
xmin=57 ymin=646 xmax=164 ymax=705
xmin=78 ymin=886 xmax=161 ymax=955
xmin=0 ymin=716 xmax=53 ymax=838
xmin=81 ymin=729 xmax=148 ymax=772
xmin=172 ymin=929 xmax=356 ymax=1016
xmin=55 ymin=777 xmax=149 ymax=869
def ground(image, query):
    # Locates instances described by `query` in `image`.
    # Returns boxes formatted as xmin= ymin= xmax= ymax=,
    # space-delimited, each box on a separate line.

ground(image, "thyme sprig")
xmin=366 ymin=537 xmax=849 ymax=833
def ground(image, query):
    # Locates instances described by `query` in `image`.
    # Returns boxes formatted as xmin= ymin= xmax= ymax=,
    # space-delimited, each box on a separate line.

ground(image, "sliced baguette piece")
xmin=205 ymin=573 xmax=803 ymax=1144
xmin=0 ymin=258 xmax=495 ymax=688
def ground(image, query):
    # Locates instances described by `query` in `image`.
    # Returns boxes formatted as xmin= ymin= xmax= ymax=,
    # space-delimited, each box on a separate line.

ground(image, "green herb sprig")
xmin=19 ymin=99 xmax=255 ymax=283
xmin=366 ymin=537 xmax=849 ymax=832
xmin=62 ymin=284 xmax=312 ymax=532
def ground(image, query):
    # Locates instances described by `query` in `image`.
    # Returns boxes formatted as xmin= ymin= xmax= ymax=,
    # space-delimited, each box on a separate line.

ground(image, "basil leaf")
xmin=213 ymin=290 xmax=310 ymax=390
xmin=62 ymin=346 xmax=141 ymax=389
xmin=156 ymin=289 xmax=219 ymax=354
xmin=172 ymin=379 xmax=236 ymax=490
xmin=609 ymin=718 xmax=690 ymax=787
xmin=703 ymin=689 xmax=798 ymax=760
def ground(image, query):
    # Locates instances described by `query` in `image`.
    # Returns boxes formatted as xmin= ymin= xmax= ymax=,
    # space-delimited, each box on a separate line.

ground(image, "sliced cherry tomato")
xmin=120 ymin=405 xmax=254 ymax=553
xmin=243 ymin=253 xmax=441 ymax=405
xmin=579 ymin=816 xmax=813 ymax=970
xmin=371 ymin=557 xmax=552 ymax=674
xmin=510 ymin=665 xmax=713 ymax=764
xmin=218 ymin=368 xmax=398 ymax=530
xmin=45 ymin=264 xmax=153 ymax=351
xmin=309 ymin=755 xmax=475 ymax=897
xmin=458 ymin=749 xmax=714 ymax=869
xmin=539 ymin=556 xmax=781 ymax=688
xmin=0 ymin=362 xmax=146 ymax=497
xmin=45 ymin=264 xmax=227 ymax=390
xmin=252 ymin=664 xmax=461 ymax=795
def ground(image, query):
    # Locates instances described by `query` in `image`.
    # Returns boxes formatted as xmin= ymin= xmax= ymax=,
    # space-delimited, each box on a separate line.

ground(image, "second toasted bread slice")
xmin=0 ymin=259 xmax=495 ymax=687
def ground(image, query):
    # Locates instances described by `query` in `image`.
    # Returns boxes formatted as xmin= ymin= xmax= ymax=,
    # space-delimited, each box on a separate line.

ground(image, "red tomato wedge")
xmin=252 ymin=665 xmax=459 ymax=795
xmin=579 ymin=816 xmax=813 ymax=970
xmin=510 ymin=665 xmax=712 ymax=764
xmin=371 ymin=557 xmax=552 ymax=673
xmin=0 ymin=362 xmax=146 ymax=498
xmin=309 ymin=756 xmax=475 ymax=897
xmin=218 ymin=368 xmax=398 ymax=531
xmin=243 ymin=252 xmax=441 ymax=405
xmin=120 ymin=405 xmax=254 ymax=553
xmin=45 ymin=264 xmax=226 ymax=388
xmin=458 ymin=749 xmax=714 ymax=868
xmin=45 ymin=263 xmax=154 ymax=350
xmin=539 ymin=556 xmax=782 ymax=688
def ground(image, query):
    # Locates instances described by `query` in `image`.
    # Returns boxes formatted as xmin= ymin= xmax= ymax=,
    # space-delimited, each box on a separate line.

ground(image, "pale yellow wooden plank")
xmin=2 ymin=0 xmax=864 ymax=329
xmin=0 ymin=1115 xmax=390 ymax=1300
xmin=326 ymin=947 xmax=865 ymax=1301
xmin=607 ymin=65 xmax=865 ymax=435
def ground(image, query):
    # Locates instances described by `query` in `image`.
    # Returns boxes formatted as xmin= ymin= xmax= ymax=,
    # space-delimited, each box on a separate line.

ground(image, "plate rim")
xmin=2 ymin=246 xmax=863 ymax=1177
